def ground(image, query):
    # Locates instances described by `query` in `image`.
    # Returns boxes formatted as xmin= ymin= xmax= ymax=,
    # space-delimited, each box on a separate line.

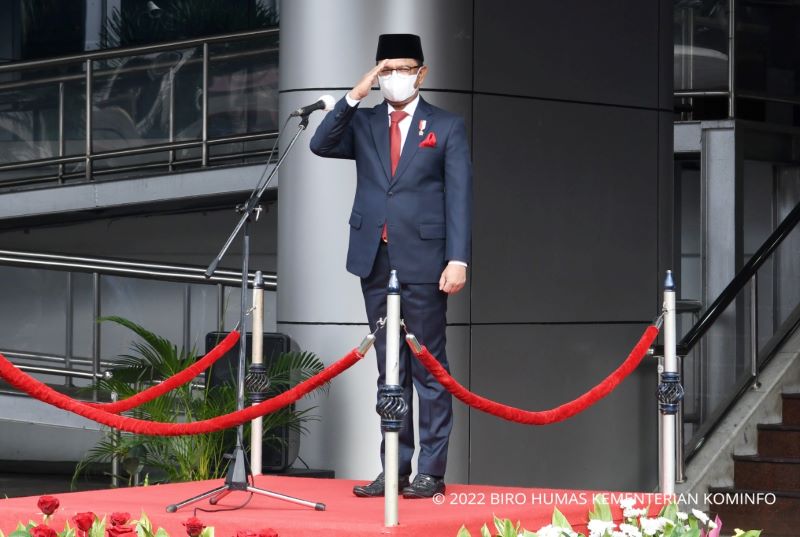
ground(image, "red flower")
xmin=419 ymin=132 xmax=437 ymax=148
xmin=73 ymin=512 xmax=96 ymax=532
xmin=31 ymin=525 xmax=58 ymax=537
xmin=183 ymin=517 xmax=206 ymax=537
xmin=106 ymin=524 xmax=137 ymax=537
xmin=235 ymin=531 xmax=256 ymax=537
xmin=37 ymin=496 xmax=59 ymax=516
xmin=109 ymin=512 xmax=131 ymax=526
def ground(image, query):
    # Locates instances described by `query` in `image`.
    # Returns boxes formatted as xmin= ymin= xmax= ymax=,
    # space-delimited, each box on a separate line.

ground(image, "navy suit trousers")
xmin=361 ymin=243 xmax=453 ymax=477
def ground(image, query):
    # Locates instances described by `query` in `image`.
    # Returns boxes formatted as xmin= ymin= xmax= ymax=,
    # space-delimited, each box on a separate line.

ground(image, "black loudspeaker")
xmin=204 ymin=332 xmax=300 ymax=472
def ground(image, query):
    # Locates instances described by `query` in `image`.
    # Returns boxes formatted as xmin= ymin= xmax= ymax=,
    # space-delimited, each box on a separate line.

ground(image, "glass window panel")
xmin=683 ymin=292 xmax=752 ymax=447
xmin=674 ymin=0 xmax=729 ymax=91
xmin=0 ymin=266 xmax=68 ymax=356
xmin=92 ymin=54 xmax=171 ymax=152
xmin=676 ymin=155 xmax=702 ymax=339
xmin=207 ymin=36 xmax=279 ymax=138
xmin=99 ymin=276 xmax=185 ymax=363
xmin=108 ymin=0 xmax=278 ymax=49
xmin=71 ymin=272 xmax=95 ymax=361
xmin=774 ymin=219 xmax=800 ymax=329
xmin=172 ymin=47 xmax=204 ymax=142
xmin=0 ymin=61 xmax=85 ymax=184
xmin=189 ymin=283 xmax=222 ymax=353
xmin=742 ymin=160 xmax=775 ymax=259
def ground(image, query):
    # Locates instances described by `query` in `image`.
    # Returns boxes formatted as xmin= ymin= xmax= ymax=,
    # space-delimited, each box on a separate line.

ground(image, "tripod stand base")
xmin=165 ymin=447 xmax=325 ymax=513
xmin=166 ymin=483 xmax=326 ymax=513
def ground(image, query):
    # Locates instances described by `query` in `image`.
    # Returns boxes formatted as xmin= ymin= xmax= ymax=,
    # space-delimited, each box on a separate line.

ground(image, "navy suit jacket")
xmin=310 ymin=95 xmax=472 ymax=284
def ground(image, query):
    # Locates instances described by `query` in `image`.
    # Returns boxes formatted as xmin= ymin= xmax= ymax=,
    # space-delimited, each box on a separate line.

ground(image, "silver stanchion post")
xmin=658 ymin=270 xmax=683 ymax=495
xmin=250 ymin=271 xmax=265 ymax=476
xmin=377 ymin=270 xmax=407 ymax=527
xmin=110 ymin=390 xmax=119 ymax=487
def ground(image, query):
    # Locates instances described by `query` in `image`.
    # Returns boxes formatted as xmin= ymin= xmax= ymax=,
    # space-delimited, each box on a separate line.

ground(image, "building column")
xmin=277 ymin=0 xmax=473 ymax=481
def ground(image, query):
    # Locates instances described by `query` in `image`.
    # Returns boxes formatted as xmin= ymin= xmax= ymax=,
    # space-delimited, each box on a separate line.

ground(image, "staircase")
xmin=709 ymin=393 xmax=800 ymax=536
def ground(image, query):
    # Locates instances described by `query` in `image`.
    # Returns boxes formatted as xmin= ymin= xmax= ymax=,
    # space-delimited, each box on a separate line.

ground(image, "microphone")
xmin=290 ymin=95 xmax=336 ymax=117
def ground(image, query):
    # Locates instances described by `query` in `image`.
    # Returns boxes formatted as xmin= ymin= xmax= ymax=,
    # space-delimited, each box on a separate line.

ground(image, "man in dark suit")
xmin=310 ymin=34 xmax=472 ymax=499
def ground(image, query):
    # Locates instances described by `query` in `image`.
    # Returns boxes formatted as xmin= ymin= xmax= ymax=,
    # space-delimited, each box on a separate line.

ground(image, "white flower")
xmin=535 ymin=525 xmax=562 ymax=537
xmin=535 ymin=524 xmax=579 ymax=537
xmin=676 ymin=512 xmax=688 ymax=521
xmin=692 ymin=509 xmax=710 ymax=525
xmin=623 ymin=507 xmax=648 ymax=519
xmin=619 ymin=523 xmax=642 ymax=537
xmin=588 ymin=519 xmax=616 ymax=537
xmin=639 ymin=517 xmax=667 ymax=536
xmin=619 ymin=497 xmax=637 ymax=510
xmin=708 ymin=520 xmax=718 ymax=530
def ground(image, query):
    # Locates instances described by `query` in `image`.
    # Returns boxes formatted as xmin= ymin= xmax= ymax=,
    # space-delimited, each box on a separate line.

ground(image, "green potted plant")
xmin=73 ymin=316 xmax=325 ymax=487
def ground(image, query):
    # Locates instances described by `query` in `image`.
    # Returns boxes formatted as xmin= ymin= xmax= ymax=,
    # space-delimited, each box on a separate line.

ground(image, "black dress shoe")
xmin=353 ymin=472 xmax=410 ymax=497
xmin=402 ymin=473 xmax=445 ymax=499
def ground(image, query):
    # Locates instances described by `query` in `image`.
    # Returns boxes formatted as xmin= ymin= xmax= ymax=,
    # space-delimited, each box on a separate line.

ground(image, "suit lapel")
xmin=370 ymin=102 xmax=392 ymax=182
xmin=393 ymin=97 xmax=431 ymax=182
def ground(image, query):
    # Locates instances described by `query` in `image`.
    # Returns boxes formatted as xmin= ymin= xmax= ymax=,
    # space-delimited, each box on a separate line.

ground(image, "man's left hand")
xmin=439 ymin=264 xmax=467 ymax=294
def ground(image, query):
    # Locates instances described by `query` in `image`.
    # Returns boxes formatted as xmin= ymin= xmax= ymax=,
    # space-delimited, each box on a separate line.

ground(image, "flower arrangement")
xmin=1 ymin=496 xmax=278 ymax=537
xmin=457 ymin=496 xmax=761 ymax=537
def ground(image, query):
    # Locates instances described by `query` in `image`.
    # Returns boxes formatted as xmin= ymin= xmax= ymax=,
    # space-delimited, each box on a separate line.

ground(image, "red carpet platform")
xmin=0 ymin=476 xmax=664 ymax=536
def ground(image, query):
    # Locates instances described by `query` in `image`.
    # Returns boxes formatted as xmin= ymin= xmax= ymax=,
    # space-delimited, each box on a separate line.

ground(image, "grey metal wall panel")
xmin=469 ymin=323 xmax=658 ymax=490
xmin=474 ymin=0 xmax=659 ymax=109
xmin=658 ymin=0 xmax=674 ymax=111
xmin=471 ymin=94 xmax=658 ymax=323
xmin=658 ymin=111 xmax=675 ymax=293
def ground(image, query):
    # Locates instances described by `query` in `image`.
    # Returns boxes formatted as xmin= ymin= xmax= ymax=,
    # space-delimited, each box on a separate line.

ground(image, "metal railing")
xmin=674 ymin=0 xmax=800 ymax=120
xmin=0 ymin=28 xmax=279 ymax=188
xmin=677 ymin=199 xmax=800 ymax=461
xmin=0 ymin=249 xmax=275 ymax=390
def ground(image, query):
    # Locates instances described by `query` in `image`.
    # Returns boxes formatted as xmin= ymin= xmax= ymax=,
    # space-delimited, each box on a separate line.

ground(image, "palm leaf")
xmin=266 ymin=351 xmax=327 ymax=395
xmin=75 ymin=317 xmax=326 ymax=486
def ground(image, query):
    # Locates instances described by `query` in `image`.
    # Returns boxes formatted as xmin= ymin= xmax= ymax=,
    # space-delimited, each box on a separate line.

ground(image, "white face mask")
xmin=378 ymin=71 xmax=419 ymax=103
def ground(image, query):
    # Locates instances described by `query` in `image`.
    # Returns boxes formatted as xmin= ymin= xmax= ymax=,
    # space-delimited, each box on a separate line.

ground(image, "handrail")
xmin=0 ymin=249 xmax=277 ymax=289
xmin=679 ymin=199 xmax=800 ymax=353
xmin=0 ymin=28 xmax=278 ymax=73
xmin=0 ymin=45 xmax=278 ymax=93
xmin=15 ymin=364 xmax=107 ymax=380
xmin=0 ymin=28 xmax=280 ymax=187
xmin=674 ymin=89 xmax=800 ymax=108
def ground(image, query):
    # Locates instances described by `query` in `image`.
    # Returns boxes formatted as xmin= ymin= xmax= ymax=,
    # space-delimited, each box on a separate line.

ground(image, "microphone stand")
xmin=166 ymin=113 xmax=325 ymax=513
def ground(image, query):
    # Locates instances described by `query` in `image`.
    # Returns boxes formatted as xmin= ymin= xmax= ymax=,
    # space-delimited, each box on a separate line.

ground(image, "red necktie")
xmin=383 ymin=110 xmax=409 ymax=243
xmin=390 ymin=110 xmax=408 ymax=177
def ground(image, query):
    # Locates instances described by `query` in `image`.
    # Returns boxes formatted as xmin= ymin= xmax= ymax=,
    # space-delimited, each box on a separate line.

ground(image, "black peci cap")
xmin=375 ymin=34 xmax=424 ymax=63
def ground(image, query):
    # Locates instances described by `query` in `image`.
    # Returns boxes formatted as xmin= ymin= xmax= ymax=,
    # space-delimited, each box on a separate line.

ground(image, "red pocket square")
xmin=419 ymin=132 xmax=437 ymax=148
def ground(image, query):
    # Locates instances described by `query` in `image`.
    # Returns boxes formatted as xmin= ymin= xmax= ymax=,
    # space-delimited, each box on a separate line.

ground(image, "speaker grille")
xmin=204 ymin=332 xmax=300 ymax=472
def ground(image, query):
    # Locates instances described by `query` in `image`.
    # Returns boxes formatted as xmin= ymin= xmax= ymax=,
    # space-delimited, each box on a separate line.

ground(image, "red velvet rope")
xmin=87 ymin=330 xmax=240 ymax=414
xmin=0 ymin=347 xmax=363 ymax=436
xmin=410 ymin=325 xmax=659 ymax=425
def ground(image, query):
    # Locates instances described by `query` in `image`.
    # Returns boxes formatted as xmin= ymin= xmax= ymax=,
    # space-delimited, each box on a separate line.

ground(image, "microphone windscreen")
xmin=320 ymin=95 xmax=336 ymax=111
